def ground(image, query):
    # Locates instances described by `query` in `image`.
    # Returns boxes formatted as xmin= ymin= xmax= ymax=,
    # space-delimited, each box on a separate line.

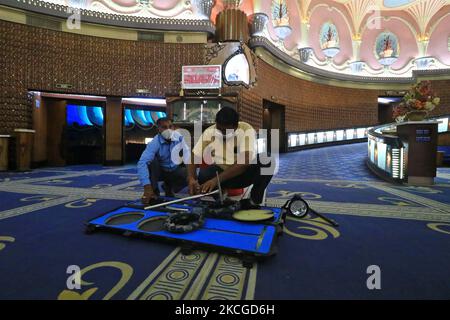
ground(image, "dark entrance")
xmin=378 ymin=96 xmax=403 ymax=125
xmin=262 ymin=100 xmax=286 ymax=153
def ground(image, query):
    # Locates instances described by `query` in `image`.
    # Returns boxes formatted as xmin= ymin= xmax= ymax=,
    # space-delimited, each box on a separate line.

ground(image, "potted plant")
xmin=392 ymin=80 xmax=440 ymax=122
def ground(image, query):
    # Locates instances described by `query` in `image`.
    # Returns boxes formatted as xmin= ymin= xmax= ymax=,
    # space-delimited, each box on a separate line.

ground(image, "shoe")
xmin=163 ymin=183 xmax=175 ymax=198
xmin=239 ymin=198 xmax=261 ymax=210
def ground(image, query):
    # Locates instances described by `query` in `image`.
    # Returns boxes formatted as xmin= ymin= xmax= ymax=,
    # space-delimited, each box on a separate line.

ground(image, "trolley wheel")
xmin=84 ymin=225 xmax=97 ymax=235
xmin=181 ymin=245 xmax=194 ymax=256
xmin=242 ymin=256 xmax=255 ymax=269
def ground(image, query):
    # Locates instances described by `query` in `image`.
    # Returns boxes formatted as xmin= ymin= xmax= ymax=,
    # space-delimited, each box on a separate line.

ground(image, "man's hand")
xmin=188 ymin=178 xmax=201 ymax=195
xmin=200 ymin=178 xmax=218 ymax=194
xmin=141 ymin=185 xmax=158 ymax=205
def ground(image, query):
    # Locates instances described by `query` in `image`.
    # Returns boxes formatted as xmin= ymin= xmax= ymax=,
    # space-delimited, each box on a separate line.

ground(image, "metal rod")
xmin=144 ymin=190 xmax=219 ymax=210
xmin=310 ymin=209 xmax=339 ymax=227
xmin=216 ymin=171 xmax=223 ymax=205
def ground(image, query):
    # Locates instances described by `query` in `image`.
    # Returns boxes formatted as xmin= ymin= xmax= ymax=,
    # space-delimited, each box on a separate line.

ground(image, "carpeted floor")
xmin=0 ymin=143 xmax=449 ymax=299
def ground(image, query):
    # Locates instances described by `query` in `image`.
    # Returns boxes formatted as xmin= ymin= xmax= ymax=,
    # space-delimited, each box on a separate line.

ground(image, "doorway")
xmin=262 ymin=100 xmax=286 ymax=153
xmin=32 ymin=92 xmax=106 ymax=167
xmin=378 ymin=96 xmax=403 ymax=125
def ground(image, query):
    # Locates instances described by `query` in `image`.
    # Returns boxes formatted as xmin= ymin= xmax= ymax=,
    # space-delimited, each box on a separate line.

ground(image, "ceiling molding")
xmin=249 ymin=36 xmax=450 ymax=85
xmin=0 ymin=0 xmax=216 ymax=35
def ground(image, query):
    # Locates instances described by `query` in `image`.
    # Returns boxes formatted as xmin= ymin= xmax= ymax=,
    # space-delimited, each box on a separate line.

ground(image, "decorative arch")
xmin=427 ymin=13 xmax=450 ymax=65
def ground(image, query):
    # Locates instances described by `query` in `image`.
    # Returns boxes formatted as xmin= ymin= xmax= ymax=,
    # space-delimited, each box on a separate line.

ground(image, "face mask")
xmin=161 ymin=129 xmax=173 ymax=140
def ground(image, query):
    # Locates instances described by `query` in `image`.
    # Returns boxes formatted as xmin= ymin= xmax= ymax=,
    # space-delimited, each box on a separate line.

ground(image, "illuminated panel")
xmin=377 ymin=142 xmax=387 ymax=171
xmin=316 ymin=132 xmax=324 ymax=143
xmin=287 ymin=125 xmax=372 ymax=149
xmin=224 ymin=54 xmax=250 ymax=85
xmin=86 ymin=107 xmax=104 ymax=126
xmin=391 ymin=148 xmax=401 ymax=179
xmin=298 ymin=134 xmax=306 ymax=145
xmin=67 ymin=104 xmax=104 ymax=126
xmin=289 ymin=134 xmax=297 ymax=147
xmin=357 ymin=128 xmax=366 ymax=139
xmin=369 ymin=139 xmax=375 ymax=163
xmin=307 ymin=133 xmax=315 ymax=144
xmin=325 ymin=131 xmax=334 ymax=142
xmin=122 ymin=98 xmax=166 ymax=106
xmin=157 ymin=112 xmax=167 ymax=119
xmin=132 ymin=110 xmax=152 ymax=126
xmin=124 ymin=109 xmax=135 ymax=126
xmin=345 ymin=129 xmax=355 ymax=140
xmin=438 ymin=117 xmax=449 ymax=133
xmin=144 ymin=111 xmax=155 ymax=125
xmin=144 ymin=138 xmax=154 ymax=144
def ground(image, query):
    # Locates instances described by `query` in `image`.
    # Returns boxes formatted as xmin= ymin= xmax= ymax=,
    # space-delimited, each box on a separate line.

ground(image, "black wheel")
xmin=84 ymin=225 xmax=96 ymax=235
xmin=181 ymin=246 xmax=193 ymax=256
xmin=242 ymin=257 xmax=255 ymax=269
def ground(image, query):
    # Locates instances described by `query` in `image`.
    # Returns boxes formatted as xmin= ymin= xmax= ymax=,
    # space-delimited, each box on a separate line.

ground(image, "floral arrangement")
xmin=393 ymin=80 xmax=440 ymax=122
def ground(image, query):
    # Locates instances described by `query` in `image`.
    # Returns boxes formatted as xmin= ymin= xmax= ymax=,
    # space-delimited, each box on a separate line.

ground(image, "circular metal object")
xmin=105 ymin=212 xmax=145 ymax=226
xmin=232 ymin=209 xmax=274 ymax=222
xmin=288 ymin=199 xmax=309 ymax=218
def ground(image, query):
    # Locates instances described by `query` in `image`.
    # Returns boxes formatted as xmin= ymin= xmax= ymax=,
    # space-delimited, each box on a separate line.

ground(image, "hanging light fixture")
xmin=272 ymin=0 xmax=292 ymax=40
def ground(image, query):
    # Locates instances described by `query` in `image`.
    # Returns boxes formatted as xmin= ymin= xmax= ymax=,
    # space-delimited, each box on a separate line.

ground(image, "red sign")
xmin=182 ymin=65 xmax=222 ymax=89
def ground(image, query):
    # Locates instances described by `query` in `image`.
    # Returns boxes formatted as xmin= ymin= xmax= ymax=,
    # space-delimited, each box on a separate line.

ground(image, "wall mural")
xmin=375 ymin=31 xmax=400 ymax=66
xmin=320 ymin=22 xmax=339 ymax=50
xmin=271 ymin=0 xmax=292 ymax=40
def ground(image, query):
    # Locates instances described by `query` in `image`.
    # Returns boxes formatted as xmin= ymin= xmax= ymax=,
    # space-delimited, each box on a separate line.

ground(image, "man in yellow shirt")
xmin=187 ymin=107 xmax=273 ymax=208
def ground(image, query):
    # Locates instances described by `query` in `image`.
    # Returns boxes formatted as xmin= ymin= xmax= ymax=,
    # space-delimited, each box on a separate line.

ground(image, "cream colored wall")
xmin=0 ymin=5 xmax=26 ymax=24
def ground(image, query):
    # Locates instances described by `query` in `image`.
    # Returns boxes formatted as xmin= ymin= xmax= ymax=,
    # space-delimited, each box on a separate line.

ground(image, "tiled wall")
xmin=239 ymin=59 xmax=381 ymax=131
xmin=0 ymin=20 xmax=206 ymax=134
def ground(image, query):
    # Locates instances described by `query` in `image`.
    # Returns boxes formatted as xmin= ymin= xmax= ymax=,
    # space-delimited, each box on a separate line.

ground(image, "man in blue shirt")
xmin=137 ymin=117 xmax=189 ymax=205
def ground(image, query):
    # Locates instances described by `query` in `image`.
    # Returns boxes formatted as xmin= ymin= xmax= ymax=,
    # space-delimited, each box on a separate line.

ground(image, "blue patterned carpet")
xmin=0 ymin=143 xmax=449 ymax=299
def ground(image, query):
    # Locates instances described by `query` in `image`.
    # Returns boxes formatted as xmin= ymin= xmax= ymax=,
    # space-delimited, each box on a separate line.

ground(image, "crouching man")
xmin=138 ymin=117 xmax=189 ymax=205
xmin=187 ymin=107 xmax=273 ymax=208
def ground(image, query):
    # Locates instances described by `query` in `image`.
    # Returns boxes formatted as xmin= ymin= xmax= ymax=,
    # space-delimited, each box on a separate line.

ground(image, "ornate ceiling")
xmin=2 ymin=0 xmax=450 ymax=80
xmin=252 ymin=0 xmax=450 ymax=79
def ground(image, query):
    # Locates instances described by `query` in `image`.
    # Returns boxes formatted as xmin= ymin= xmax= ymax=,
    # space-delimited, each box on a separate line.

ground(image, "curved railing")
xmin=367 ymin=115 xmax=450 ymax=183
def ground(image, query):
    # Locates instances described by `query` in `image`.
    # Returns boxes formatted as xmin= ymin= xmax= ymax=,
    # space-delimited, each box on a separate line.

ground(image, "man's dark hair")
xmin=215 ymin=107 xmax=239 ymax=126
xmin=156 ymin=117 xmax=172 ymax=126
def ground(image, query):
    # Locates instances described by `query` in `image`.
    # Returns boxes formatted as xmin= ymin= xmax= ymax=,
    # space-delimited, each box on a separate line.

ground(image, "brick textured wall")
xmin=0 ymin=20 xmax=206 ymax=134
xmin=429 ymin=79 xmax=450 ymax=118
xmin=239 ymin=59 xmax=380 ymax=131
